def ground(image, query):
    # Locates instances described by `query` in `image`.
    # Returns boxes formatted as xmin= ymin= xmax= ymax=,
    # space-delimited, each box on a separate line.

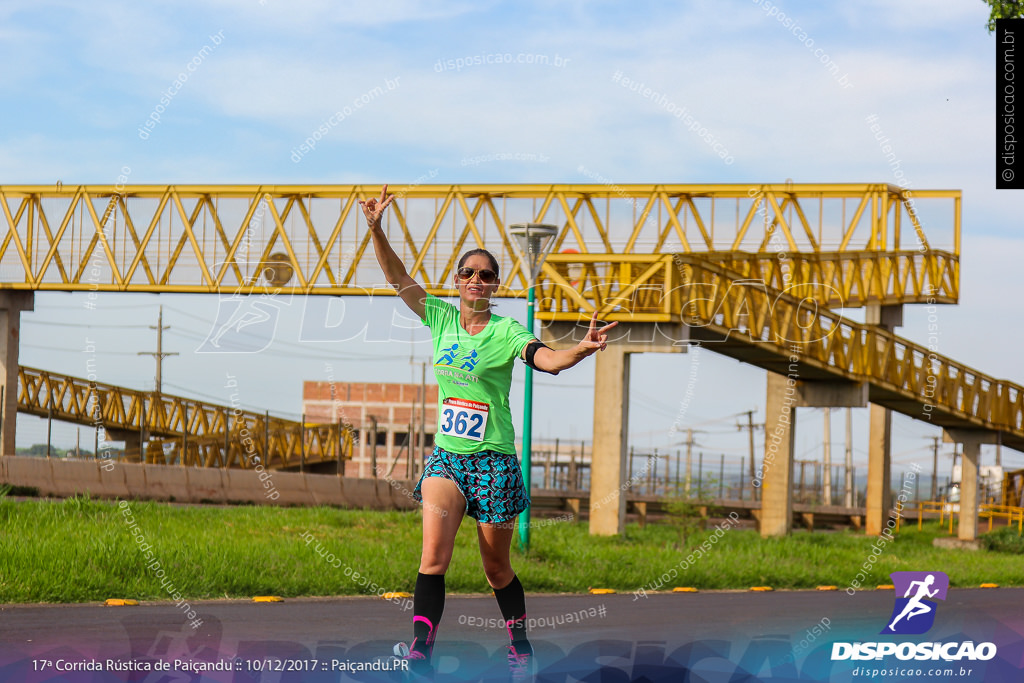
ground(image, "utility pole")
xmin=675 ymin=449 xmax=681 ymax=490
xmin=844 ymin=407 xmax=854 ymax=507
xmin=369 ymin=415 xmax=378 ymax=478
xmin=685 ymin=427 xmax=694 ymax=496
xmin=138 ymin=306 xmax=178 ymax=394
xmin=951 ymin=443 xmax=960 ymax=491
xmin=738 ymin=410 xmax=758 ymax=501
xmin=823 ymin=407 xmax=832 ymax=505
xmin=420 ymin=361 xmax=427 ymax=472
xmin=409 ymin=360 xmax=428 ymax=478
xmin=410 ymin=377 xmax=418 ymax=478
xmin=930 ymin=436 xmax=940 ymax=500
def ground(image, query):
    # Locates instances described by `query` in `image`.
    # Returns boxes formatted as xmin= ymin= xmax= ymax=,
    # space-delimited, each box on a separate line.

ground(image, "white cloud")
xmin=3 ymin=0 xmax=1022 ymax=459
xmin=207 ymin=0 xmax=483 ymax=27
xmin=835 ymin=0 xmax=986 ymax=31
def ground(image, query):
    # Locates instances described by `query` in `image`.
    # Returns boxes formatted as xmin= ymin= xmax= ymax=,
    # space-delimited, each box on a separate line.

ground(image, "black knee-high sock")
xmin=494 ymin=574 xmax=529 ymax=645
xmin=412 ymin=572 xmax=445 ymax=656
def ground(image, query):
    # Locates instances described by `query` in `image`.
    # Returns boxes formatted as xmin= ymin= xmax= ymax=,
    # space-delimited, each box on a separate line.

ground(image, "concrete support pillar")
xmin=0 ymin=292 xmax=34 ymax=455
xmin=942 ymin=429 xmax=995 ymax=542
xmin=865 ymin=304 xmax=904 ymax=329
xmin=589 ymin=345 xmax=631 ymax=536
xmin=108 ymin=429 xmax=143 ymax=462
xmin=958 ymin=440 xmax=980 ymax=541
xmin=760 ymin=371 xmax=796 ymax=537
xmin=123 ymin=432 xmax=143 ymax=462
xmin=865 ymin=404 xmax=893 ymax=536
xmin=541 ymin=320 xmax=683 ymax=538
xmin=864 ymin=303 xmax=901 ymax=537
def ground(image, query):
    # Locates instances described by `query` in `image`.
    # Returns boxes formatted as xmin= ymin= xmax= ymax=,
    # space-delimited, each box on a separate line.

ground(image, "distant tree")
xmin=14 ymin=444 xmax=91 ymax=458
xmin=663 ymin=478 xmax=721 ymax=550
xmin=984 ymin=0 xmax=1024 ymax=32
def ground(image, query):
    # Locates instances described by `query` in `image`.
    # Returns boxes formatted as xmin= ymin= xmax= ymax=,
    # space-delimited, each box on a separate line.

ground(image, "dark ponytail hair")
xmin=457 ymin=248 xmax=499 ymax=277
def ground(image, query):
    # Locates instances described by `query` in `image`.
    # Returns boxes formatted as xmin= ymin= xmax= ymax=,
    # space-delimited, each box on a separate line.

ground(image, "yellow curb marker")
xmin=816 ymin=586 xmax=838 ymax=591
xmin=253 ymin=596 xmax=284 ymax=602
xmin=672 ymin=587 xmax=698 ymax=593
xmin=980 ymin=583 xmax=999 ymax=589
xmin=383 ymin=592 xmax=412 ymax=599
xmin=876 ymin=585 xmax=895 ymax=590
xmin=104 ymin=599 xmax=138 ymax=606
xmin=589 ymin=588 xmax=616 ymax=594
xmin=749 ymin=587 xmax=773 ymax=592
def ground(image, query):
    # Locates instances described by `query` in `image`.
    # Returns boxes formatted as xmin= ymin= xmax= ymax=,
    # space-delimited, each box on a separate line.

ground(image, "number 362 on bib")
xmin=439 ymin=398 xmax=489 ymax=442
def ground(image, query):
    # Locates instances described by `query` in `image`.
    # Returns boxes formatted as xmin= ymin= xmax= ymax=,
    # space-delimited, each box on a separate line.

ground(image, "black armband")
xmin=524 ymin=341 xmax=559 ymax=375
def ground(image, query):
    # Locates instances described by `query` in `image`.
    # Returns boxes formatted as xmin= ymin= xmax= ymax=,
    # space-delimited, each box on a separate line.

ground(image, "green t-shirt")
xmin=422 ymin=294 xmax=536 ymax=454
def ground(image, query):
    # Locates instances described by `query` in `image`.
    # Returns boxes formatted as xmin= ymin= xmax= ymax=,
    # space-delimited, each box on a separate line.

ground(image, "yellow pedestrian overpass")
xmin=17 ymin=366 xmax=352 ymax=470
xmin=0 ymin=182 xmax=1012 ymax=542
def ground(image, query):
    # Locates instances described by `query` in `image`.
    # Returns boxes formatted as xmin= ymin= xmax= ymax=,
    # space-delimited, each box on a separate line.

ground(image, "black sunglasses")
xmin=456 ymin=267 xmax=498 ymax=283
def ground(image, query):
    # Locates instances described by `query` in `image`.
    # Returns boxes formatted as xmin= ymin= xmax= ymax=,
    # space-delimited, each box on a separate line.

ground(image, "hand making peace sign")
xmin=577 ymin=310 xmax=619 ymax=356
xmin=358 ymin=184 xmax=395 ymax=229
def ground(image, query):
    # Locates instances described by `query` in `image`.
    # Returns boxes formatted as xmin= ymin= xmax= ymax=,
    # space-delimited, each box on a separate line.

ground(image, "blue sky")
xmin=4 ymin=0 xmax=1022 ymax=481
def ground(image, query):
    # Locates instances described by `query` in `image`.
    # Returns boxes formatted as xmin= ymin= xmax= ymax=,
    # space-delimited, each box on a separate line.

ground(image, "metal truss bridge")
xmin=17 ymin=366 xmax=352 ymax=470
xmin=0 ymin=182 xmax=1013 ymax=540
xmin=0 ymin=183 xmax=956 ymax=304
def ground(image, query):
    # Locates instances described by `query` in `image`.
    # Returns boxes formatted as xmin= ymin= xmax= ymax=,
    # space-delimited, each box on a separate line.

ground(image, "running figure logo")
xmin=197 ymin=291 xmax=289 ymax=354
xmin=882 ymin=571 xmax=949 ymax=635
xmin=435 ymin=343 xmax=480 ymax=372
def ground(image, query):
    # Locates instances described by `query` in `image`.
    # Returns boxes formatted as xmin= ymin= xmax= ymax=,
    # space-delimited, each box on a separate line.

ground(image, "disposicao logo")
xmin=882 ymin=571 xmax=948 ymax=635
xmin=831 ymin=570 xmax=997 ymax=663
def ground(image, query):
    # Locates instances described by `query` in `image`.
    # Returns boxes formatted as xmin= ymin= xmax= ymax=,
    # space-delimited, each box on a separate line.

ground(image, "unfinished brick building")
xmin=302 ymin=381 xmax=438 ymax=479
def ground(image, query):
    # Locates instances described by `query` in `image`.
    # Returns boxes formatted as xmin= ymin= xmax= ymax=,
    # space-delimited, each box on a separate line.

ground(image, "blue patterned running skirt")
xmin=413 ymin=446 xmax=530 ymax=523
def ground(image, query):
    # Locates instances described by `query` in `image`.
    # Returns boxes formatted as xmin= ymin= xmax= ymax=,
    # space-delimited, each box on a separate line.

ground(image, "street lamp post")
xmin=509 ymin=223 xmax=558 ymax=552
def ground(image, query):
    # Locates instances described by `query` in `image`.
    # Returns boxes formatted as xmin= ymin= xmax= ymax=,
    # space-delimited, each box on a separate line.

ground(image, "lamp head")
xmin=509 ymin=223 xmax=558 ymax=281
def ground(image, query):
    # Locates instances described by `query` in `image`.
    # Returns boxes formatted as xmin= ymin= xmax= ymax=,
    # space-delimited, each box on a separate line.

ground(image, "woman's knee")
xmin=420 ymin=541 xmax=455 ymax=574
xmin=483 ymin=563 xmax=514 ymax=587
xmin=481 ymin=553 xmax=512 ymax=581
xmin=419 ymin=551 xmax=452 ymax=574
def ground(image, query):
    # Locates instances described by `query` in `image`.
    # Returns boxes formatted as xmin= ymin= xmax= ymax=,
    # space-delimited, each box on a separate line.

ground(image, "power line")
xmin=164 ymin=328 xmax=408 ymax=362
xmin=532 ymin=380 xmax=595 ymax=389
xmin=34 ymin=303 xmax=162 ymax=310
xmin=160 ymin=381 xmax=299 ymax=417
xmin=25 ymin=345 xmax=139 ymax=356
xmin=163 ymin=304 xmax=426 ymax=357
xmin=24 ymin=320 xmax=146 ymax=329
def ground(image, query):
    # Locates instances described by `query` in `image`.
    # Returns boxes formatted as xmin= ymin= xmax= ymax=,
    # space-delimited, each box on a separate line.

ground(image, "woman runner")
xmin=360 ymin=185 xmax=616 ymax=680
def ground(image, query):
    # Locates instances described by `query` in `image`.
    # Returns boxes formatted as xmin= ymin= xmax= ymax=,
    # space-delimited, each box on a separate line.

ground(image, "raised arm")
xmin=359 ymin=185 xmax=427 ymax=320
xmin=526 ymin=311 xmax=619 ymax=374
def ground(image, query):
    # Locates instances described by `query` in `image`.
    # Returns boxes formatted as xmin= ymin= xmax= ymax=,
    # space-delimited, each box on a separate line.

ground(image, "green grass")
xmin=0 ymin=495 xmax=1021 ymax=604
xmin=980 ymin=525 xmax=1024 ymax=554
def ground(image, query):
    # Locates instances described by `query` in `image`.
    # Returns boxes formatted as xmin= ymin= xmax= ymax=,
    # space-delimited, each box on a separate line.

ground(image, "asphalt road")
xmin=1 ymin=589 xmax=1022 ymax=682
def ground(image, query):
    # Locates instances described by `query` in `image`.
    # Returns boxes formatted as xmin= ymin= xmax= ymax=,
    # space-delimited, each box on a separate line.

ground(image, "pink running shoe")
xmin=393 ymin=640 xmax=433 ymax=680
xmin=507 ymin=641 xmax=535 ymax=682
